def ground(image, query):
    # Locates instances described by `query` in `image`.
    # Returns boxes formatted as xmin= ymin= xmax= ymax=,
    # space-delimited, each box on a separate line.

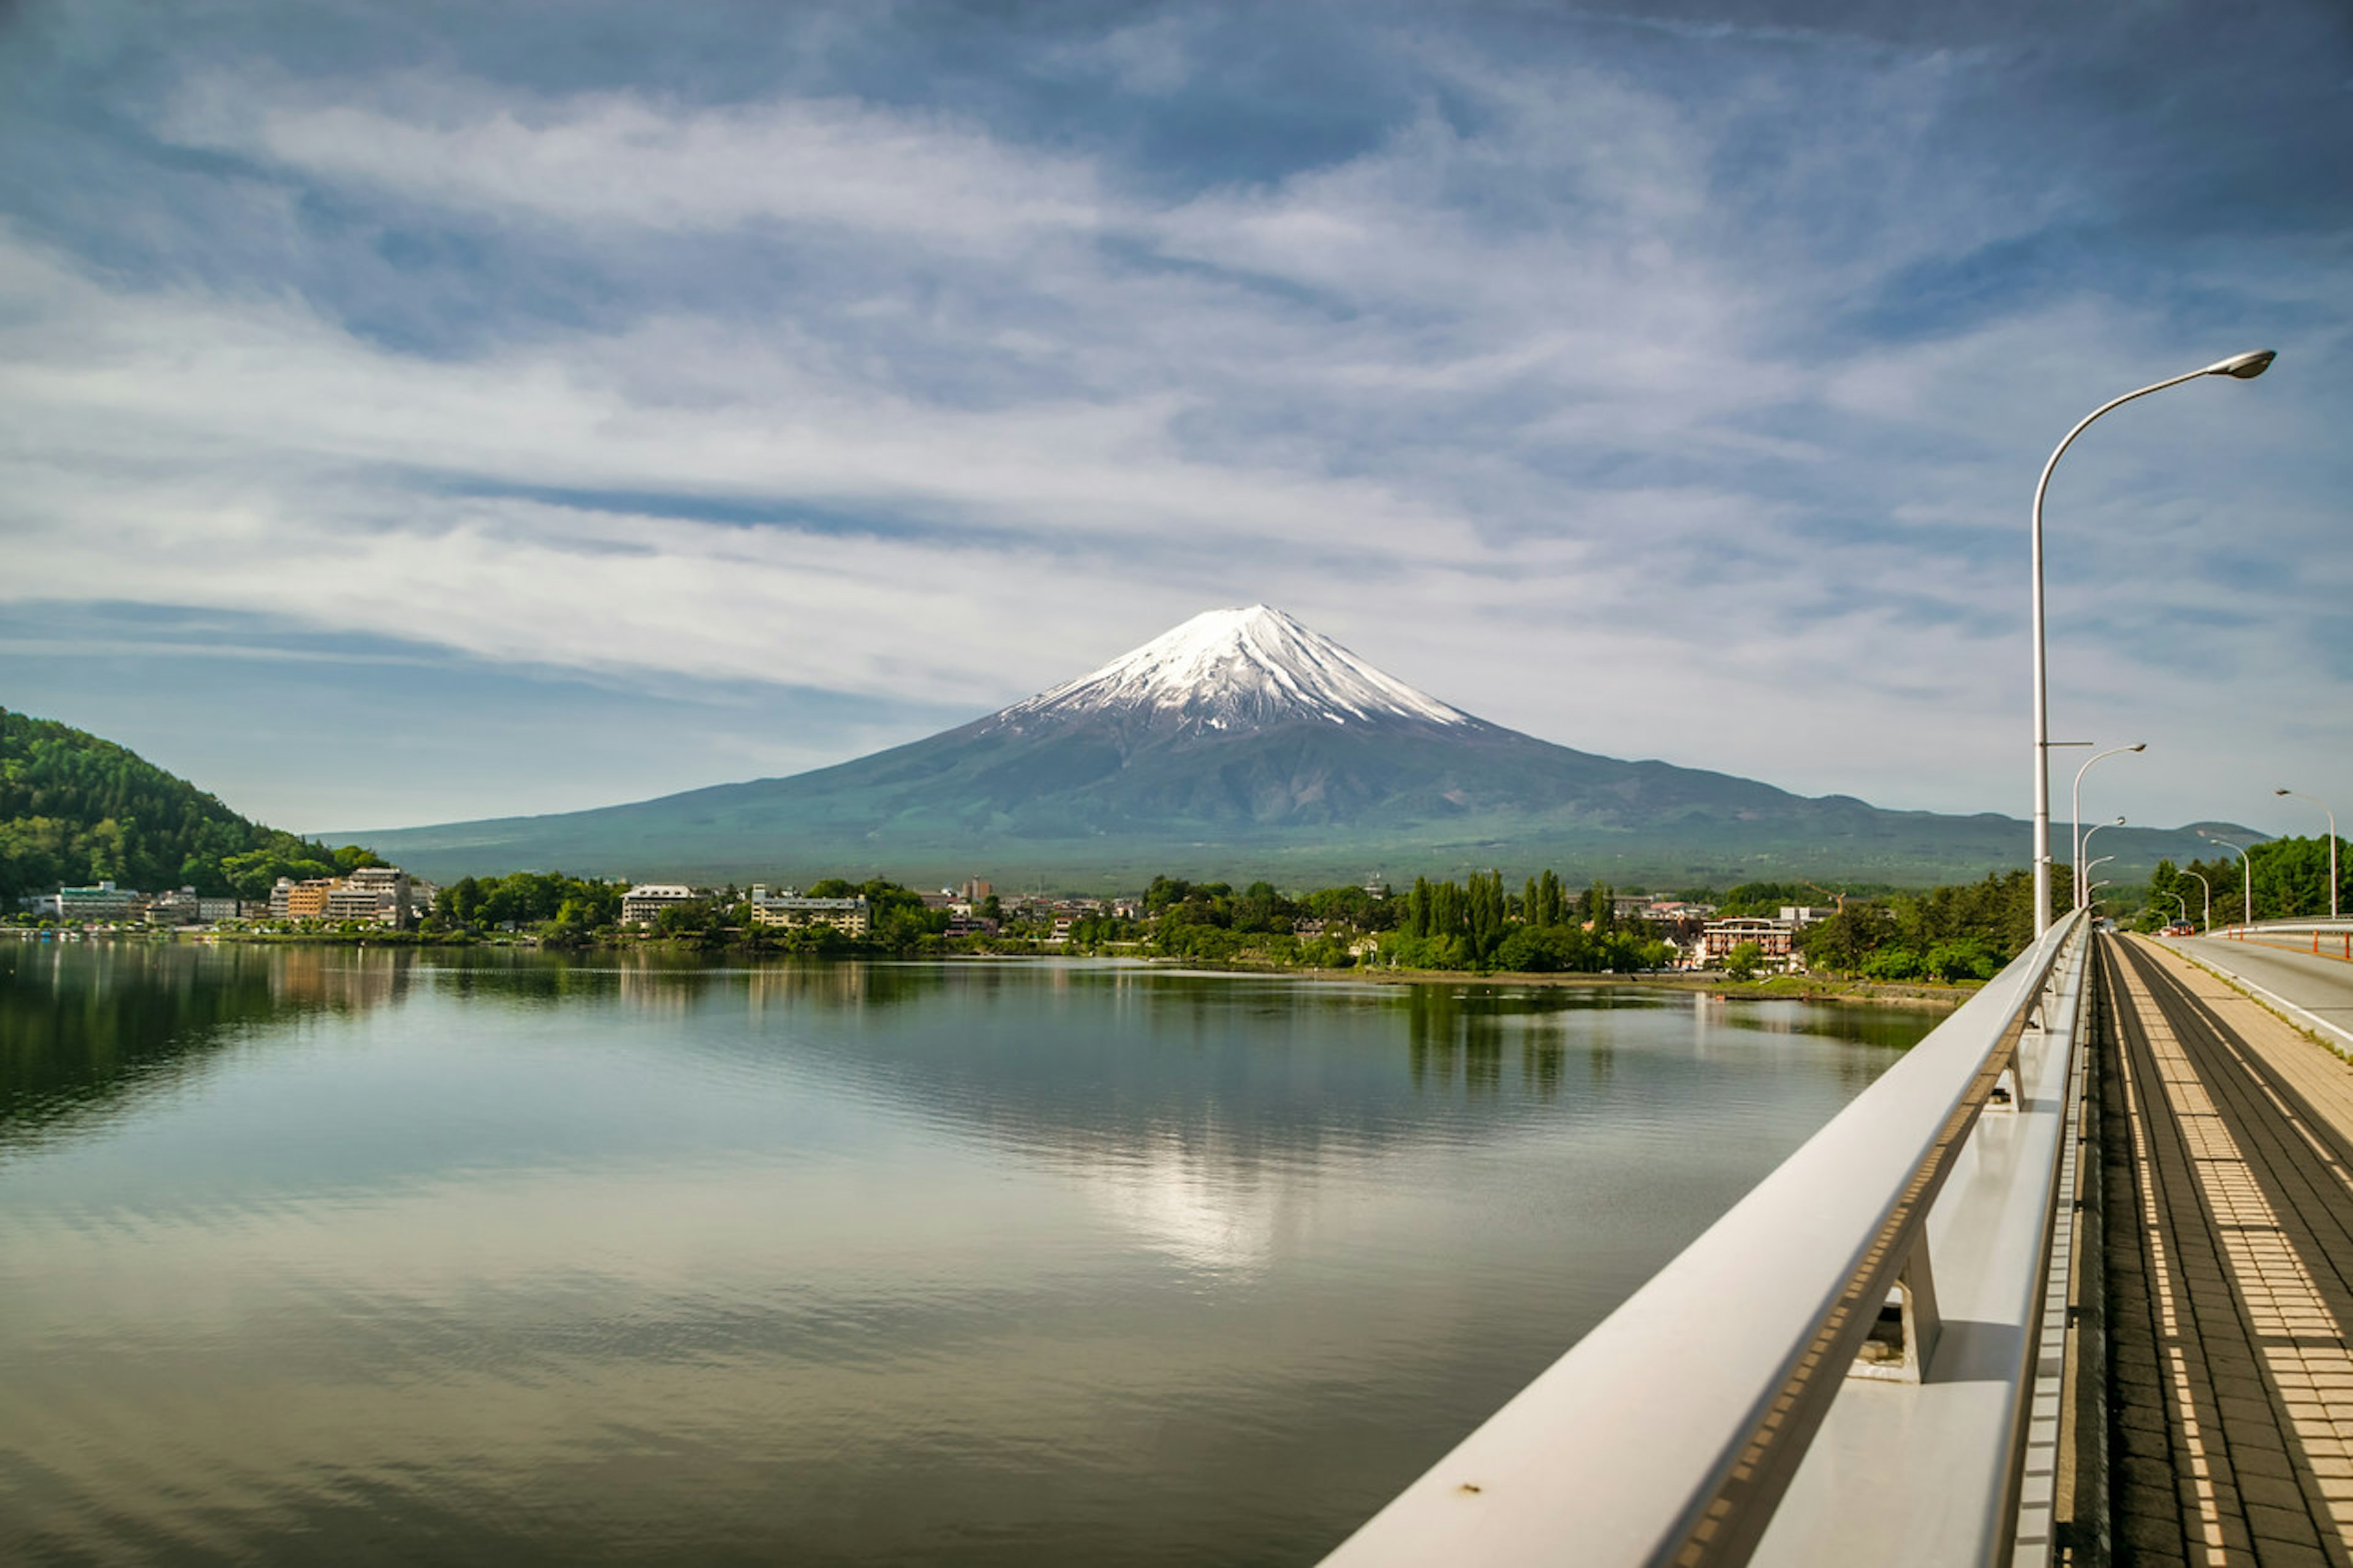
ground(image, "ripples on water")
xmin=0 ymin=942 xmax=1936 ymax=1565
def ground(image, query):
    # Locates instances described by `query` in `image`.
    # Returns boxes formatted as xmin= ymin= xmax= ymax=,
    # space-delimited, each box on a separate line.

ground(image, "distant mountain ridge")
xmin=344 ymin=607 xmax=2248 ymax=887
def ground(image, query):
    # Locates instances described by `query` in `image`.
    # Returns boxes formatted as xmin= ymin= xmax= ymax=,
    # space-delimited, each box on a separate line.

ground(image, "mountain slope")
xmin=345 ymin=607 xmax=2238 ymax=886
xmin=0 ymin=707 xmax=356 ymax=902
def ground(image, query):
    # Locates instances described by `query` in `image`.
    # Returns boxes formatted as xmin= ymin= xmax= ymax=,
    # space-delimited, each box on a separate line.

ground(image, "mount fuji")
xmin=347 ymin=606 xmax=2200 ymax=885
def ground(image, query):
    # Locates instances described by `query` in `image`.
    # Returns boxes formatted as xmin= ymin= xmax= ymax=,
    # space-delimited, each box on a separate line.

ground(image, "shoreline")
xmin=6 ymin=926 xmax=1972 ymax=1010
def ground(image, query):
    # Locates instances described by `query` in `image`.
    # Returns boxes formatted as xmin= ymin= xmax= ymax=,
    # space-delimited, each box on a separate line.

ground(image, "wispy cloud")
xmin=1 ymin=0 xmax=2346 ymax=836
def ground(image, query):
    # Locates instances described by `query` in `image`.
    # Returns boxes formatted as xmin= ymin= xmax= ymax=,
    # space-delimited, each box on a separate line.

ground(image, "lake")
xmin=0 ymin=941 xmax=1937 ymax=1565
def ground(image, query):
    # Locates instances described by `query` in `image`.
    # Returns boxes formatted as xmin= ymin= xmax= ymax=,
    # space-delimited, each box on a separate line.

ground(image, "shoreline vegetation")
xmin=11 ymin=862 xmax=2063 ymax=1011
xmin=3 ymin=925 xmax=1979 ymax=1010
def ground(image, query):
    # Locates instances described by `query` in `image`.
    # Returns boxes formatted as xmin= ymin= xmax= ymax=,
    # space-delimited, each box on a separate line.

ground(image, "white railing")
xmin=1322 ymin=911 xmax=2094 ymax=1568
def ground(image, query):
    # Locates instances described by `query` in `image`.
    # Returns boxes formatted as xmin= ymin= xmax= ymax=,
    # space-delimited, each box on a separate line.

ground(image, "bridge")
xmin=1322 ymin=917 xmax=2353 ymax=1567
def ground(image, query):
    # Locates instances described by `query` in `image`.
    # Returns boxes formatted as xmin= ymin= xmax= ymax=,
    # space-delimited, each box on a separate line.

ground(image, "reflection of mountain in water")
xmin=640 ymin=964 xmax=1911 ymax=1168
xmin=0 ymin=941 xmax=412 ymax=1144
xmin=2 ymin=947 xmax=1928 ymax=1243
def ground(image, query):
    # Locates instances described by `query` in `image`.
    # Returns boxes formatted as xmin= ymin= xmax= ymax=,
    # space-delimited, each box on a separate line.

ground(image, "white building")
xmin=25 ymin=881 xmax=145 ymax=922
xmin=748 ymin=892 xmax=870 ymax=935
xmin=143 ymin=887 xmax=205 ymax=925
xmin=621 ymin=885 xmax=700 ymax=925
xmin=325 ymin=866 xmax=413 ymax=927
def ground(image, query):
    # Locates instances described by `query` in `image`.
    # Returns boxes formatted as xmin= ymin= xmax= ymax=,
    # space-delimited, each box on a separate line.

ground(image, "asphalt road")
xmin=2162 ymin=933 xmax=2353 ymax=1047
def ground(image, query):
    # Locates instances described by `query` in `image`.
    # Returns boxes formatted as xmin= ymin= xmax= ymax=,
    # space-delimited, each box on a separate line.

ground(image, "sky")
xmin=1 ymin=0 xmax=2347 ymax=843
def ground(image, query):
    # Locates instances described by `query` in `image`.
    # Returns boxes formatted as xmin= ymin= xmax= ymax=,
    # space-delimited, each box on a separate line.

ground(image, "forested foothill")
xmin=0 ymin=708 xmax=367 ymax=906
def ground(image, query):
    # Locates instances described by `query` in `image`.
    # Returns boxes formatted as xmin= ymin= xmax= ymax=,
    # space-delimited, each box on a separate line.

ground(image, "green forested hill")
xmin=0 ymin=708 xmax=357 ymax=904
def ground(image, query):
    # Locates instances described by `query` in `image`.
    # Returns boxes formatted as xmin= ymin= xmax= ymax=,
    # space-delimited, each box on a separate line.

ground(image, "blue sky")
xmin=2 ymin=1 xmax=2347 ymax=843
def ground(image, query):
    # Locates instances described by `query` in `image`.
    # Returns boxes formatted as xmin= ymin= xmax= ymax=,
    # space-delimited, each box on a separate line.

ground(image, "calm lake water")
xmin=0 ymin=941 xmax=1938 ymax=1566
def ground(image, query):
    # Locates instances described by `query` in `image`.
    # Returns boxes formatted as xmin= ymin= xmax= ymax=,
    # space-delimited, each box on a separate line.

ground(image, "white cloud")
xmin=164 ymin=73 xmax=1108 ymax=251
xmin=4 ymin=31 xmax=2347 ymax=832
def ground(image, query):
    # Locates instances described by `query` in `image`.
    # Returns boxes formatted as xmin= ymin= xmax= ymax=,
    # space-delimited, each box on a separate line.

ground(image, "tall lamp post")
xmin=2079 ymin=816 xmax=2124 ymax=907
xmin=2274 ymin=788 xmax=2339 ymax=922
xmin=2180 ymin=869 xmax=2212 ymax=933
xmin=2203 ymin=833 xmax=2255 ymax=930
xmin=2072 ymin=743 xmax=2146 ymax=908
xmin=2086 ymin=858 xmax=2118 ymax=912
xmin=2030 ymin=349 xmax=2275 ymax=935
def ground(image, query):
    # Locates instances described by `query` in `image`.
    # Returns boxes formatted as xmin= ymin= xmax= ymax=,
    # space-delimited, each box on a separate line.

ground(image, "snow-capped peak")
xmin=996 ymin=606 xmax=1472 ymax=732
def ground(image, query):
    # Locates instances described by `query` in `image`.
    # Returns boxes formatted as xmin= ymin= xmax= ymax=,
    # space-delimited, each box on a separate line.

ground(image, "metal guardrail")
xmin=2208 ymin=919 xmax=2353 ymax=957
xmin=1322 ymin=911 xmax=2094 ymax=1568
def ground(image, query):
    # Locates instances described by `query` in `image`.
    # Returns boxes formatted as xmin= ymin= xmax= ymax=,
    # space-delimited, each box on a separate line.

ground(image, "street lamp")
xmin=2275 ymin=788 xmax=2339 ymax=922
xmin=2202 ymin=833 xmax=2255 ymax=930
xmin=2079 ymin=816 xmax=2124 ymax=903
xmin=2029 ymin=349 xmax=2275 ymax=935
xmin=2072 ymin=744 xmax=2146 ymax=907
xmin=2181 ymin=868 xmax=2211 ymax=933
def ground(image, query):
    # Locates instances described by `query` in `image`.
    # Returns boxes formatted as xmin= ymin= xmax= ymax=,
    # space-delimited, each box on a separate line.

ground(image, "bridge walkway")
xmin=2099 ymin=933 xmax=2353 ymax=1566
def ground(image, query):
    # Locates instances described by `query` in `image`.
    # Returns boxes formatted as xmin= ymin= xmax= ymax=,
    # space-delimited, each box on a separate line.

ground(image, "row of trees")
xmin=1104 ymin=869 xmax=2052 ymax=980
xmin=1790 ymin=871 xmax=2046 ymax=982
xmin=424 ymin=873 xmax=953 ymax=950
xmin=1116 ymin=872 xmax=1678 ymax=972
xmin=2137 ymin=838 xmax=2349 ymax=930
xmin=1389 ymin=873 xmax=1675 ymax=972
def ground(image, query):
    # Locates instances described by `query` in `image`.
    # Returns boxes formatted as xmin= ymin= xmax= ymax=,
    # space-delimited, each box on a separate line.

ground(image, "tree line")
xmin=424 ymin=872 xmax=951 ymax=950
xmin=2137 ymin=836 xmax=2349 ymax=929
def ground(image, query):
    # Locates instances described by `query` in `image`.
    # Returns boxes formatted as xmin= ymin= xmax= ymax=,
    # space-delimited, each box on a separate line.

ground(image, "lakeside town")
xmin=11 ymin=863 xmax=1842 ymax=976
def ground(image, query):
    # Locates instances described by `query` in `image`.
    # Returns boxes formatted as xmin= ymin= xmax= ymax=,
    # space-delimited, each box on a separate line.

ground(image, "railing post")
xmin=1851 ymin=1242 xmax=1943 ymax=1384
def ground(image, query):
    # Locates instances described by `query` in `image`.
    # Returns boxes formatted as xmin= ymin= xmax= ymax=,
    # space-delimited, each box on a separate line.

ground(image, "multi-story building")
xmin=266 ymin=867 xmax=412 ymax=926
xmin=407 ymin=880 xmax=441 ymax=922
xmin=25 ymin=881 xmax=146 ymax=922
xmin=327 ymin=866 xmax=413 ymax=928
xmin=748 ymin=893 xmax=871 ymax=935
xmin=1699 ymin=917 xmax=1798 ymax=968
xmin=143 ymin=887 xmax=205 ymax=925
xmin=272 ymin=877 xmax=341 ymax=920
xmin=621 ymin=885 xmax=700 ymax=926
xmin=199 ymin=896 xmax=242 ymax=923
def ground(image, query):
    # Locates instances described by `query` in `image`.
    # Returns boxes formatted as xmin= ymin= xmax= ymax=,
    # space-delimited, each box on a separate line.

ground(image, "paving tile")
xmin=2237 ymin=1469 xmax=2311 ymax=1512
xmin=2102 ymin=937 xmax=2353 ymax=1563
xmin=2243 ymin=1499 xmax=2321 ymax=1545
